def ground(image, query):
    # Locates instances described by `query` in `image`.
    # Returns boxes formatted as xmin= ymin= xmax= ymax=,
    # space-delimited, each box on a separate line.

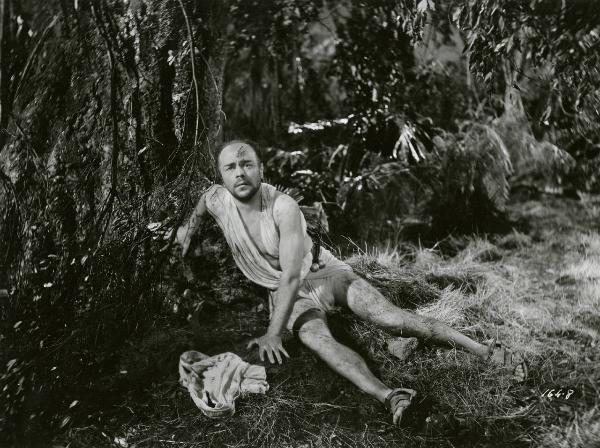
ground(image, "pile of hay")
xmin=334 ymin=244 xmax=489 ymax=362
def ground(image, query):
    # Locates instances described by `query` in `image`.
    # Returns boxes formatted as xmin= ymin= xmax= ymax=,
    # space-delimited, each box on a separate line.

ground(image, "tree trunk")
xmin=191 ymin=0 xmax=230 ymax=180
xmin=0 ymin=0 xmax=9 ymax=152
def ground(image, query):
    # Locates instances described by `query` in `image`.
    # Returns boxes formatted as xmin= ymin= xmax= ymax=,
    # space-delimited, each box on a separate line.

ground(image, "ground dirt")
xmin=55 ymin=194 xmax=600 ymax=448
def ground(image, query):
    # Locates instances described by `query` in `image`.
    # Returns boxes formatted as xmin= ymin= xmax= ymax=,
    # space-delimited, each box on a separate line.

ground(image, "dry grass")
xmin=53 ymin=196 xmax=600 ymax=448
xmin=539 ymin=407 xmax=600 ymax=448
xmin=563 ymin=258 xmax=600 ymax=282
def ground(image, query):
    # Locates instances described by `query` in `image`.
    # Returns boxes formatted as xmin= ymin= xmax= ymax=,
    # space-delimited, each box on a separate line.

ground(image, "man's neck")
xmin=232 ymin=184 xmax=262 ymax=213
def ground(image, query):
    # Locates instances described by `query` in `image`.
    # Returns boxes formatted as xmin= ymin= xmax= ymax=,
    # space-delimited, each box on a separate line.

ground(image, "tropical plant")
xmin=453 ymin=0 xmax=599 ymax=190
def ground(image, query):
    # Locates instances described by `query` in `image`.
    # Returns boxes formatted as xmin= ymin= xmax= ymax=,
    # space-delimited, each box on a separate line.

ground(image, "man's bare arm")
xmin=269 ymin=195 xmax=304 ymax=336
xmin=178 ymin=193 xmax=207 ymax=257
xmin=247 ymin=195 xmax=303 ymax=364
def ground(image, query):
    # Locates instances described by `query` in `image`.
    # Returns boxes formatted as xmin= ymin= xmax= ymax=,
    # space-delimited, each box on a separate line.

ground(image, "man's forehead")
xmin=219 ymin=143 xmax=258 ymax=164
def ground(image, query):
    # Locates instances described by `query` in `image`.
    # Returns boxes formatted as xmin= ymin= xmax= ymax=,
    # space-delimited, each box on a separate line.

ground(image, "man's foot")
xmin=485 ymin=341 xmax=528 ymax=382
xmin=385 ymin=388 xmax=417 ymax=425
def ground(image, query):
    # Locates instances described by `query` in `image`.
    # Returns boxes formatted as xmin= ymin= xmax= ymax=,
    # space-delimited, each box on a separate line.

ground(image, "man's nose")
xmin=234 ymin=164 xmax=245 ymax=177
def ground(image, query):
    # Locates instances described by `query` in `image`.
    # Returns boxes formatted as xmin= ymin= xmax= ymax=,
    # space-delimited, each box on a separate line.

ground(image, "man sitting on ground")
xmin=173 ymin=140 xmax=527 ymax=425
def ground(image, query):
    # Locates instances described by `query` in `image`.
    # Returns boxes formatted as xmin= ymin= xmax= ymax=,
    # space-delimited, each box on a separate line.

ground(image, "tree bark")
xmin=0 ymin=0 xmax=9 ymax=152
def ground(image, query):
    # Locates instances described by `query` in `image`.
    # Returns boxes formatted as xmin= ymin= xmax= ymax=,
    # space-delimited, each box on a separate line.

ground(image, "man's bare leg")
xmin=334 ymin=272 xmax=490 ymax=359
xmin=287 ymin=299 xmax=417 ymax=423
xmin=293 ymin=308 xmax=393 ymax=403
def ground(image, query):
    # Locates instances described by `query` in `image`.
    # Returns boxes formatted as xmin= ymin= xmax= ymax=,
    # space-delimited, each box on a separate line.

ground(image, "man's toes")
xmin=393 ymin=407 xmax=404 ymax=425
xmin=392 ymin=402 xmax=412 ymax=425
xmin=487 ymin=344 xmax=528 ymax=381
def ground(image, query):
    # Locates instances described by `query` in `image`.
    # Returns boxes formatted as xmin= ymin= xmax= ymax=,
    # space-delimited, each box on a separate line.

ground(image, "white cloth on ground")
xmin=179 ymin=350 xmax=269 ymax=418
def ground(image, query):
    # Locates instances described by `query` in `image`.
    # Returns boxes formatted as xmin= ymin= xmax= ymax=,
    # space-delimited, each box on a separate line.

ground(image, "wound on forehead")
xmin=236 ymin=144 xmax=252 ymax=159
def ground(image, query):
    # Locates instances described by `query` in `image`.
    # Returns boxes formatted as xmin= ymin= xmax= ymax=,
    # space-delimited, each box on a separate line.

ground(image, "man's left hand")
xmin=247 ymin=333 xmax=290 ymax=364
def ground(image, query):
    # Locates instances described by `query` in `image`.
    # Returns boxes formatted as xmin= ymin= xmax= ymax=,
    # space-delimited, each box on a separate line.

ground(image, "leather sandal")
xmin=385 ymin=388 xmax=417 ymax=425
xmin=486 ymin=339 xmax=528 ymax=382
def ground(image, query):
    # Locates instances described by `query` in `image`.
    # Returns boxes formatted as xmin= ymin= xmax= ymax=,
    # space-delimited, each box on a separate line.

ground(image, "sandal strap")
xmin=487 ymin=340 xmax=517 ymax=367
xmin=487 ymin=340 xmax=528 ymax=380
xmin=486 ymin=338 xmax=500 ymax=362
xmin=385 ymin=388 xmax=415 ymax=411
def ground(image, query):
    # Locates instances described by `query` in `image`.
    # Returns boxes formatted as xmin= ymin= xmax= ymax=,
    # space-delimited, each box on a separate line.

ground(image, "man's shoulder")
xmin=272 ymin=191 xmax=300 ymax=215
xmin=271 ymin=193 xmax=305 ymax=233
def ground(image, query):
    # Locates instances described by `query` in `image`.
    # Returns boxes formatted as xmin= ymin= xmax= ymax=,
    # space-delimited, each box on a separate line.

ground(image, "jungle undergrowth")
xmin=39 ymin=195 xmax=600 ymax=447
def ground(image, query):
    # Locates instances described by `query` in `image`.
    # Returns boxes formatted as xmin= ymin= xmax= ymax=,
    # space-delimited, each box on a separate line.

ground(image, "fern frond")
xmin=493 ymin=115 xmax=574 ymax=183
xmin=461 ymin=123 xmax=513 ymax=212
xmin=271 ymin=183 xmax=304 ymax=204
xmin=480 ymin=125 xmax=513 ymax=211
xmin=536 ymin=141 xmax=576 ymax=172
xmin=483 ymin=125 xmax=513 ymax=176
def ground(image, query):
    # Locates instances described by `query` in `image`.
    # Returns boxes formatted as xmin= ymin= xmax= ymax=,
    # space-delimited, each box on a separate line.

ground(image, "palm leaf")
xmin=272 ymin=183 xmax=304 ymax=204
xmin=461 ymin=123 xmax=513 ymax=212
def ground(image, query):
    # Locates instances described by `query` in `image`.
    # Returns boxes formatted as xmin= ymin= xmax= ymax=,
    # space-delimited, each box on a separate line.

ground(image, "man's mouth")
xmin=235 ymin=182 xmax=249 ymax=187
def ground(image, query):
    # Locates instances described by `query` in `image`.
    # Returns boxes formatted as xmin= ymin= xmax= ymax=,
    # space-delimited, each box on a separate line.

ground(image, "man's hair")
xmin=216 ymin=139 xmax=263 ymax=165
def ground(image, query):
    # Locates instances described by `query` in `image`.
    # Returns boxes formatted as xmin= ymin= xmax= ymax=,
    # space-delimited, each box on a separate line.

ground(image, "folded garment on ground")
xmin=179 ymin=350 xmax=269 ymax=418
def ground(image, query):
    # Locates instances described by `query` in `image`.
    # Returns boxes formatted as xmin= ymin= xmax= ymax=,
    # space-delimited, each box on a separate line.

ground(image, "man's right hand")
xmin=154 ymin=224 xmax=194 ymax=257
xmin=151 ymin=194 xmax=207 ymax=257
xmin=247 ymin=333 xmax=290 ymax=365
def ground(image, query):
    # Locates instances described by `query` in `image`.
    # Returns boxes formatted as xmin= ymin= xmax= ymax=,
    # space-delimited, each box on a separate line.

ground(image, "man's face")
xmin=218 ymin=142 xmax=263 ymax=202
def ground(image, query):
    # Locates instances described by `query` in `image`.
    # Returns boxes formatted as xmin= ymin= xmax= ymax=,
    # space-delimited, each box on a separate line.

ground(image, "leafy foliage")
xmin=1 ymin=0 xmax=600 ymax=444
xmin=454 ymin=0 xmax=600 ymax=182
xmin=428 ymin=122 xmax=513 ymax=233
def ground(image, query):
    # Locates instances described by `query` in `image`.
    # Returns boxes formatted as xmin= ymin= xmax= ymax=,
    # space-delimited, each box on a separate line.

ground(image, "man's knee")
xmin=400 ymin=314 xmax=441 ymax=340
xmin=345 ymin=276 xmax=397 ymax=321
xmin=293 ymin=311 xmax=333 ymax=348
xmin=420 ymin=315 xmax=446 ymax=339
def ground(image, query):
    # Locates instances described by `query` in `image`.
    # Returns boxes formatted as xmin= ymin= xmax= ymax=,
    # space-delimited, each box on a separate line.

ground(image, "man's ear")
xmin=259 ymin=163 xmax=264 ymax=180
